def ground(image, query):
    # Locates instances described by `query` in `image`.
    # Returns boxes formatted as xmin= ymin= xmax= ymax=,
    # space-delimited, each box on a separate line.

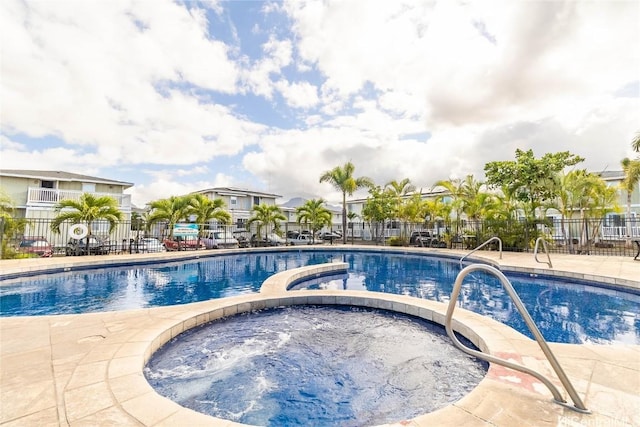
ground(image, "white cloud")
xmin=1 ymin=0 xmax=638 ymax=208
xmin=275 ymin=80 xmax=319 ymax=109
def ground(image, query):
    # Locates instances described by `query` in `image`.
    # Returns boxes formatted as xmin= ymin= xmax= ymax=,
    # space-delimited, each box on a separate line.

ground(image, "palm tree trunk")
xmin=342 ymin=192 xmax=347 ymax=244
xmin=626 ymin=193 xmax=633 ymax=248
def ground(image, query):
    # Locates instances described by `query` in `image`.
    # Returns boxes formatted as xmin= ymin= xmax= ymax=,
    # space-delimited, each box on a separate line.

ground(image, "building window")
xmin=253 ymin=196 xmax=260 ymax=206
xmin=230 ymin=196 xmax=237 ymax=207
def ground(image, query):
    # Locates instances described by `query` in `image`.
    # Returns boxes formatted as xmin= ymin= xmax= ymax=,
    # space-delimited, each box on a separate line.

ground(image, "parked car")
xmin=267 ymin=233 xmax=287 ymax=245
xmin=66 ymin=236 xmax=109 ymax=256
xmin=415 ymin=234 xmax=447 ymax=248
xmin=233 ymin=230 xmax=251 ymax=248
xmin=287 ymin=234 xmax=314 ymax=245
xmin=137 ymin=237 xmax=166 ymax=253
xmin=201 ymin=231 xmax=239 ymax=249
xmin=409 ymin=231 xmax=431 ymax=245
xmin=17 ymin=236 xmax=53 ymax=257
xmin=317 ymin=231 xmax=341 ymax=241
xmin=163 ymin=236 xmax=205 ymax=251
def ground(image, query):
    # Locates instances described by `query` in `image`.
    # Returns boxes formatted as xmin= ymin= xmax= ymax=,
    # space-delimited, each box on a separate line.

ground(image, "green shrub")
xmin=388 ymin=237 xmax=406 ymax=246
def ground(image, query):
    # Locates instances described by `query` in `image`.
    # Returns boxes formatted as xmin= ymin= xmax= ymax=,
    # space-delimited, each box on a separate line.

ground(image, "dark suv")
xmin=66 ymin=236 xmax=109 ymax=256
xmin=18 ymin=236 xmax=53 ymax=257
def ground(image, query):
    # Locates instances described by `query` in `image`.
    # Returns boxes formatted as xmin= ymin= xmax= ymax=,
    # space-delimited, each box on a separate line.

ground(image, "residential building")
xmin=192 ymin=187 xmax=281 ymax=229
xmin=0 ymin=169 xmax=133 ymax=246
xmin=278 ymin=197 xmax=342 ymax=232
xmin=597 ymin=170 xmax=640 ymax=239
xmin=1 ymin=169 xmax=133 ymax=218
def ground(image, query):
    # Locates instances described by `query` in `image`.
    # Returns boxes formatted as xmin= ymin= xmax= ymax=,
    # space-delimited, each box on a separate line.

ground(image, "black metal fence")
xmin=355 ymin=217 xmax=640 ymax=257
xmin=1 ymin=217 xmax=638 ymax=258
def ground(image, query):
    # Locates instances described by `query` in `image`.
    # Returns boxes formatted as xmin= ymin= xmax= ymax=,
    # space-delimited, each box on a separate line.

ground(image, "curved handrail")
xmin=534 ymin=237 xmax=553 ymax=268
xmin=459 ymin=236 xmax=502 ymax=268
xmin=445 ymin=264 xmax=589 ymax=413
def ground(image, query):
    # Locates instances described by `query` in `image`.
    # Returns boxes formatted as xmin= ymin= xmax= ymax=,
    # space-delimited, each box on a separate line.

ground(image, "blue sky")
xmin=1 ymin=0 xmax=639 ymax=208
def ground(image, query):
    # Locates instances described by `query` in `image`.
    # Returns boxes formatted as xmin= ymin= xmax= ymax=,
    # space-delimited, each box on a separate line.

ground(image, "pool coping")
xmin=1 ymin=247 xmax=639 ymax=426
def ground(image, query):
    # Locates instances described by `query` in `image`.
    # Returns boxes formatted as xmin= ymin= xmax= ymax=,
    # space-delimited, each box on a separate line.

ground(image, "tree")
xmin=188 ymin=194 xmax=230 ymax=240
xmin=434 ymin=177 xmax=465 ymax=236
xmin=621 ymin=157 xmax=640 ymax=246
xmin=484 ymin=149 xmax=584 ymax=220
xmin=632 ymin=132 xmax=640 ymax=153
xmin=385 ymin=178 xmax=416 ymax=240
xmin=362 ymin=186 xmax=394 ymax=243
xmin=51 ymin=193 xmax=123 ymax=235
xmin=50 ymin=193 xmax=123 ymax=254
xmin=0 ymin=190 xmax=27 ymax=259
xmin=295 ymin=199 xmax=332 ymax=241
xmin=147 ymin=195 xmax=192 ymax=238
xmin=319 ymin=162 xmax=374 ymax=244
xmin=346 ymin=211 xmax=360 ymax=243
xmin=247 ymin=203 xmax=286 ymax=240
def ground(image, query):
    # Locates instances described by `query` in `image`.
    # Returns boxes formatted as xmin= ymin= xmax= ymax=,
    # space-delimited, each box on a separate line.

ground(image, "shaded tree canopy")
xmin=484 ymin=149 xmax=584 ymax=218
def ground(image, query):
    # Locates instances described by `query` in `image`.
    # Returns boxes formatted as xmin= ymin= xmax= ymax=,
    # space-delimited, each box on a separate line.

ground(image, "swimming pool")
xmin=1 ymin=250 xmax=638 ymax=344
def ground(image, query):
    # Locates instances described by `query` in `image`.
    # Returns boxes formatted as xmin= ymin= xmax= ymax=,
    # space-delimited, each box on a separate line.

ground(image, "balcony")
xmin=27 ymin=187 xmax=132 ymax=211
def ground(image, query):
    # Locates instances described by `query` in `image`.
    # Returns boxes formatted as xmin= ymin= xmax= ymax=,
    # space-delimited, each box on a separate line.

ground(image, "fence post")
xmin=0 ymin=218 xmax=4 ymax=259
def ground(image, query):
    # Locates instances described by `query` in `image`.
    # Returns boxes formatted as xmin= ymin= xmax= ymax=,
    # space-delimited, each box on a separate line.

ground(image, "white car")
xmin=201 ymin=231 xmax=239 ymax=249
xmin=266 ymin=233 xmax=287 ymax=246
xmin=138 ymin=238 xmax=166 ymax=253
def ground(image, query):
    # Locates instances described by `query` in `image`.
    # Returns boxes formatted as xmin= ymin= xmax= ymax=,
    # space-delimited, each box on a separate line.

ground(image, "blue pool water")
xmin=1 ymin=250 xmax=638 ymax=344
xmin=145 ymin=305 xmax=488 ymax=426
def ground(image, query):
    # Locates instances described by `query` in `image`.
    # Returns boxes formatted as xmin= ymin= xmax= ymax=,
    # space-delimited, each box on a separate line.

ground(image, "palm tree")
xmin=188 ymin=194 xmax=231 ymax=241
xmin=319 ymin=162 xmax=374 ymax=244
xmin=247 ymin=203 xmax=286 ymax=241
xmin=434 ymin=177 xmax=465 ymax=236
xmin=295 ymin=199 xmax=332 ymax=241
xmin=632 ymin=132 xmax=640 ymax=153
xmin=50 ymin=193 xmax=123 ymax=254
xmin=147 ymin=195 xmax=192 ymax=238
xmin=385 ymin=178 xmax=416 ymax=240
xmin=346 ymin=211 xmax=360 ymax=243
xmin=621 ymin=157 xmax=640 ymax=246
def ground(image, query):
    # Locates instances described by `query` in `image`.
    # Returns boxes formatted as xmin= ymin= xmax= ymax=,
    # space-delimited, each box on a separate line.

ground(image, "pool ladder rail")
xmin=445 ymin=263 xmax=590 ymax=414
xmin=533 ymin=237 xmax=553 ymax=268
xmin=459 ymin=236 xmax=502 ymax=268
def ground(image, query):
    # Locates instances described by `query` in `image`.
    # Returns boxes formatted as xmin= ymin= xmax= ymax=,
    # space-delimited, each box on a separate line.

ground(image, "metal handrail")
xmin=534 ymin=237 xmax=553 ymax=268
xmin=445 ymin=264 xmax=589 ymax=413
xmin=459 ymin=236 xmax=502 ymax=268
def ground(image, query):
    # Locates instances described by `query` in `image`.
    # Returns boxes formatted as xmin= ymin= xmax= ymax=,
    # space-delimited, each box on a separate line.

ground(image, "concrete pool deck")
xmin=1 ymin=247 xmax=639 ymax=426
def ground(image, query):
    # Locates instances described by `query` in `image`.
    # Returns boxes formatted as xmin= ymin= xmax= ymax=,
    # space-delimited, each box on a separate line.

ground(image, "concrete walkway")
xmin=1 ymin=247 xmax=639 ymax=426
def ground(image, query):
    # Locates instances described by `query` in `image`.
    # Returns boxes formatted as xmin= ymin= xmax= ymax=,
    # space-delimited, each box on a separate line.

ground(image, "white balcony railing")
xmin=27 ymin=187 xmax=131 ymax=211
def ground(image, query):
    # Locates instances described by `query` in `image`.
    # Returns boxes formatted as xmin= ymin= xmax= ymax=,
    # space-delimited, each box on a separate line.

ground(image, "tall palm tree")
xmin=50 ymin=193 xmax=123 ymax=254
xmin=147 ymin=195 xmax=192 ymax=238
xmin=621 ymin=157 xmax=640 ymax=246
xmin=320 ymin=162 xmax=374 ymax=244
xmin=188 ymin=194 xmax=231 ymax=240
xmin=295 ymin=199 xmax=332 ymax=241
xmin=247 ymin=203 xmax=286 ymax=240
xmin=632 ymin=132 xmax=640 ymax=153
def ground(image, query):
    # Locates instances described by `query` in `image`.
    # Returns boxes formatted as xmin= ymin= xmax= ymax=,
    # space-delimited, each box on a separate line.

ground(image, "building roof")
xmin=0 ymin=169 xmax=133 ymax=188
xmin=347 ymin=189 xmax=449 ymax=204
xmin=194 ymin=187 xmax=282 ymax=198
xmin=596 ymin=170 xmax=625 ymax=180
xmin=279 ymin=197 xmax=341 ymax=213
